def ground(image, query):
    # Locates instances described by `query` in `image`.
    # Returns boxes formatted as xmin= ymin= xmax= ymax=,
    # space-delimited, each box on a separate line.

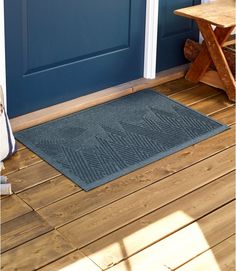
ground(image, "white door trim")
xmin=144 ymin=0 xmax=209 ymax=77
xmin=0 ymin=0 xmax=6 ymax=106
xmin=143 ymin=0 xmax=159 ymax=79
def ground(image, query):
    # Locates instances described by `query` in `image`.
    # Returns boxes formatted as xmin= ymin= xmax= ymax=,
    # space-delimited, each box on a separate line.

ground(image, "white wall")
xmin=0 ymin=0 xmax=6 ymax=106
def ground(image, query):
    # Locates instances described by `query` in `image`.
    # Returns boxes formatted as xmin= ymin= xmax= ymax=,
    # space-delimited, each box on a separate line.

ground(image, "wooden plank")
xmin=176 ymin=235 xmax=235 ymax=271
xmin=7 ymin=79 xmax=227 ymax=186
xmin=1 ymin=195 xmax=32 ymax=224
xmin=174 ymin=1 xmax=235 ymax=28
xmin=197 ymin=20 xmax=236 ymax=101
xmin=18 ymin=175 xmax=81 ymax=210
xmin=1 ymin=231 xmax=75 ymax=271
xmin=10 ymin=65 xmax=188 ymax=132
xmin=108 ymin=201 xmax=235 ymax=271
xmin=191 ymin=93 xmax=234 ymax=115
xmin=224 ymin=36 xmax=236 ymax=46
xmin=2 ymin=148 xmax=42 ymax=176
xmin=155 ymin=78 xmax=234 ymax=117
xmin=11 ymin=87 xmax=132 ymax=133
xmin=12 ymin=81 xmax=234 ymax=211
xmin=8 ymin=162 xmax=61 ymax=193
xmin=132 ymin=64 xmax=189 ymax=92
xmin=39 ymin=250 xmax=102 ymax=271
xmin=152 ymin=78 xmax=198 ymax=96
xmin=57 ymin=147 xmax=235 ymax=247
xmin=36 ymin=123 xmax=235 ymax=225
xmin=16 ymin=141 xmax=26 ymax=151
xmin=200 ymin=70 xmax=227 ymax=91
xmin=210 ymin=106 xmax=235 ymax=126
xmin=1 ymin=212 xmax=53 ymax=253
xmin=169 ymin=84 xmax=221 ymax=105
xmin=81 ymin=171 xmax=235 ymax=270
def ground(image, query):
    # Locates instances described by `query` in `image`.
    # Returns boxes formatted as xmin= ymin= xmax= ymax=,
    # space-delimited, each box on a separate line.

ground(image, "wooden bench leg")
xmin=197 ymin=20 xmax=236 ymax=101
xmin=185 ymin=26 xmax=234 ymax=83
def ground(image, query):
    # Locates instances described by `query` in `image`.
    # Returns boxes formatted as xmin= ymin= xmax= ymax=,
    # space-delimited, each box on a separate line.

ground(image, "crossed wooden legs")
xmin=186 ymin=21 xmax=235 ymax=101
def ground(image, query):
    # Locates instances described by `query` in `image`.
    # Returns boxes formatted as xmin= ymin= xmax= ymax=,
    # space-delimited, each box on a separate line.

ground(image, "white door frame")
xmin=143 ymin=0 xmax=159 ymax=79
xmin=144 ymin=0 xmax=208 ymax=79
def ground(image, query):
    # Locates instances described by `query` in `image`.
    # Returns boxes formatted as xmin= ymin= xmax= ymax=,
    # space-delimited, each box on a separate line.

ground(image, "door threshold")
xmin=10 ymin=64 xmax=188 ymax=132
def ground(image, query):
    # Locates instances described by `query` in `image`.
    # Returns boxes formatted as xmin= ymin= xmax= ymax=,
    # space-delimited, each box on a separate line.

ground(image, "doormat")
xmin=15 ymin=90 xmax=228 ymax=191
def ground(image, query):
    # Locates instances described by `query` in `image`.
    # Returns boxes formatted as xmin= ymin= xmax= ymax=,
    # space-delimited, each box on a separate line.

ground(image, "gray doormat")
xmin=15 ymin=90 xmax=228 ymax=191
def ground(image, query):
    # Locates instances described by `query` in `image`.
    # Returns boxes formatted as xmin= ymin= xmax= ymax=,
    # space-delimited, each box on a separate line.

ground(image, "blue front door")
xmin=5 ymin=0 xmax=146 ymax=117
xmin=156 ymin=0 xmax=201 ymax=72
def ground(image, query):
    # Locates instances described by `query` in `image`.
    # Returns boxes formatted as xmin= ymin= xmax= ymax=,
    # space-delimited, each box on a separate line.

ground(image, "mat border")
xmin=15 ymin=89 xmax=229 ymax=191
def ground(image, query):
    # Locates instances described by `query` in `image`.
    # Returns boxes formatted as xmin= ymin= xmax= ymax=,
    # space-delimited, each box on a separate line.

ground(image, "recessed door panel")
xmin=5 ymin=0 xmax=146 ymax=117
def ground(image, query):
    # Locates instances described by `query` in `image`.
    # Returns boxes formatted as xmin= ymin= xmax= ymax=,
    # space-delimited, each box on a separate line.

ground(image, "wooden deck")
xmin=1 ymin=78 xmax=235 ymax=271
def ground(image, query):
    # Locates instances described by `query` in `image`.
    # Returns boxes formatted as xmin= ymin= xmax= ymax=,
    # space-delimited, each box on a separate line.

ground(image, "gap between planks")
xmin=3 ymin=81 xmax=234 ymax=227
xmin=175 ymin=234 xmax=235 ymax=271
xmin=49 ymin=146 xmax=235 ymax=239
xmin=15 ymin=106 xmax=235 ymax=212
xmin=6 ymin=82 xmax=234 ymax=188
xmin=2 ymin=79 xmax=235 ymax=271
xmin=2 ymin=170 xmax=234 ymax=268
xmin=13 ymin=101 xmax=234 ymax=214
xmin=36 ymin=173 xmax=235 ymax=271
xmin=2 ymin=79 xmax=232 ymax=203
xmin=106 ymin=201 xmax=235 ymax=271
xmin=79 ymin=171 xmax=235 ymax=270
xmin=3 ymin=82 xmax=234 ymax=214
xmin=3 ymin=77 xmax=200 ymax=177
xmin=17 ymin=123 xmax=235 ymax=215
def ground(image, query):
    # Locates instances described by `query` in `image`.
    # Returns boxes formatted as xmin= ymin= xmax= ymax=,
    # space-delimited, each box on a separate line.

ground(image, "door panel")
xmin=156 ymin=0 xmax=201 ymax=72
xmin=5 ymin=0 xmax=146 ymax=117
